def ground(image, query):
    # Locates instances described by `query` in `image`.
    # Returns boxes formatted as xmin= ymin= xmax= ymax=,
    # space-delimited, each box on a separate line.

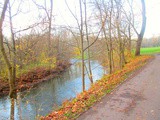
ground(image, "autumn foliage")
xmin=41 ymin=55 xmax=152 ymax=120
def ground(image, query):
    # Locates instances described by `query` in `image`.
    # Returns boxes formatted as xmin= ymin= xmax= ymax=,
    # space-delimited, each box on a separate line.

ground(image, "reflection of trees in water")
xmin=10 ymin=94 xmax=23 ymax=120
xmin=0 ymin=60 xmax=104 ymax=119
xmin=10 ymin=98 xmax=14 ymax=120
xmin=69 ymin=61 xmax=82 ymax=77
xmin=16 ymin=94 xmax=22 ymax=120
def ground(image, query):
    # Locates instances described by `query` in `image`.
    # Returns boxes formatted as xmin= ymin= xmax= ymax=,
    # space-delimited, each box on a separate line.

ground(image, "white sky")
xmin=145 ymin=0 xmax=160 ymax=38
xmin=2 ymin=0 xmax=160 ymax=38
xmin=54 ymin=0 xmax=160 ymax=38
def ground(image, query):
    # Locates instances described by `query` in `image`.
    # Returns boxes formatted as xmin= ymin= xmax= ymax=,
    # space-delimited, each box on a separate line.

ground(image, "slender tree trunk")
xmin=87 ymin=43 xmax=93 ymax=83
xmin=115 ymin=0 xmax=125 ymax=69
xmin=0 ymin=0 xmax=16 ymax=98
xmin=48 ymin=0 xmax=53 ymax=57
xmin=103 ymin=27 xmax=112 ymax=74
xmin=117 ymin=26 xmax=123 ymax=69
xmin=108 ymin=5 xmax=113 ymax=73
xmin=79 ymin=0 xmax=85 ymax=91
xmin=128 ymin=24 xmax=132 ymax=53
xmin=84 ymin=0 xmax=93 ymax=83
xmin=116 ymin=14 xmax=123 ymax=69
xmin=9 ymin=1 xmax=17 ymax=98
xmin=49 ymin=0 xmax=53 ymax=48
xmin=135 ymin=0 xmax=146 ymax=56
xmin=56 ymin=36 xmax=60 ymax=61
xmin=95 ymin=0 xmax=115 ymax=74
xmin=122 ymin=40 xmax=126 ymax=64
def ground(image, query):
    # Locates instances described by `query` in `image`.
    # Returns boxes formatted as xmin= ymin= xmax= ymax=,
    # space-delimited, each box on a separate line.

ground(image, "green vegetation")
xmin=140 ymin=47 xmax=160 ymax=55
xmin=0 ymin=52 xmax=57 ymax=80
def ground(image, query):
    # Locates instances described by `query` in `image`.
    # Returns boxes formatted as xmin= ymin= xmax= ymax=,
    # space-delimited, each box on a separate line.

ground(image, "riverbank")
xmin=41 ymin=55 xmax=153 ymax=120
xmin=0 ymin=60 xmax=71 ymax=97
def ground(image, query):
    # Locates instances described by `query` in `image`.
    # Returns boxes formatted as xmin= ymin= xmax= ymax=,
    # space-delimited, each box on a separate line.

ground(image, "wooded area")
xmin=0 ymin=0 xmax=147 ymax=119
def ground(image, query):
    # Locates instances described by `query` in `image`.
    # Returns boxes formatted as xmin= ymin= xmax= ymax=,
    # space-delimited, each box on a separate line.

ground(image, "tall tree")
xmin=135 ymin=0 xmax=146 ymax=56
xmin=95 ymin=0 xmax=114 ymax=73
xmin=0 ymin=0 xmax=16 ymax=98
xmin=65 ymin=0 xmax=86 ymax=91
xmin=84 ymin=0 xmax=93 ymax=83
xmin=8 ymin=0 xmax=17 ymax=99
xmin=79 ymin=0 xmax=85 ymax=91
xmin=115 ymin=0 xmax=126 ymax=68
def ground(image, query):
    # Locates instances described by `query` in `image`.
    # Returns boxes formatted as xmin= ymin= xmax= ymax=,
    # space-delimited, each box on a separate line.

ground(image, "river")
xmin=0 ymin=59 xmax=106 ymax=120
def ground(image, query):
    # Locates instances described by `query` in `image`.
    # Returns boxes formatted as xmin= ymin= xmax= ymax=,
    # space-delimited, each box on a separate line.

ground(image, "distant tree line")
xmin=142 ymin=36 xmax=160 ymax=47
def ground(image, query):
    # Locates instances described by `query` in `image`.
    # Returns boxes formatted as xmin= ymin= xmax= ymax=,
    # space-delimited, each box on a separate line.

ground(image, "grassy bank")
xmin=140 ymin=47 xmax=160 ymax=55
xmin=41 ymin=55 xmax=152 ymax=120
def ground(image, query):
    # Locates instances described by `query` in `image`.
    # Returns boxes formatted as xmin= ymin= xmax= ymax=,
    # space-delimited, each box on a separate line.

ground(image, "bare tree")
xmin=114 ymin=0 xmax=126 ymax=68
xmin=95 ymin=0 xmax=114 ymax=73
xmin=122 ymin=0 xmax=146 ymax=56
xmin=0 ymin=0 xmax=17 ymax=98
xmin=84 ymin=0 xmax=93 ymax=83
xmin=79 ymin=0 xmax=85 ymax=91
xmin=8 ymin=0 xmax=17 ymax=99
xmin=135 ymin=0 xmax=146 ymax=56
xmin=32 ymin=0 xmax=53 ymax=57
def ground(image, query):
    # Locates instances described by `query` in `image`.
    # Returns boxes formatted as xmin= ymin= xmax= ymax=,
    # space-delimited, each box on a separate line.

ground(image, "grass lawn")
xmin=140 ymin=47 xmax=160 ymax=55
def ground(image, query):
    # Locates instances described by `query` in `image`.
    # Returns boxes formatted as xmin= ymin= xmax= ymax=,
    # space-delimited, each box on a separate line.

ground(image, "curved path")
xmin=78 ymin=55 xmax=160 ymax=120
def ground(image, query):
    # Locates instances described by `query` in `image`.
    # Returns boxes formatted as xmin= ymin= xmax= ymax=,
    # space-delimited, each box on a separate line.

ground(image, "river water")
xmin=0 ymin=59 xmax=106 ymax=120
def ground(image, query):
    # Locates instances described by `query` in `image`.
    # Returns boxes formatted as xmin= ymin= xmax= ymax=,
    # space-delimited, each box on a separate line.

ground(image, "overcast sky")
xmin=145 ymin=0 xmax=160 ymax=38
xmin=53 ymin=0 xmax=160 ymax=38
xmin=2 ymin=0 xmax=160 ymax=38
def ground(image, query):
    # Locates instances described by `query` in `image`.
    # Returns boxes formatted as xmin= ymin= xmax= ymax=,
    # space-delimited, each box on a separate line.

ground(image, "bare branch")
xmin=65 ymin=0 xmax=81 ymax=32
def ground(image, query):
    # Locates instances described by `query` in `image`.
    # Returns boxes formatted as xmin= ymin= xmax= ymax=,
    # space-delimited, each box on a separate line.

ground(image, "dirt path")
xmin=78 ymin=55 xmax=160 ymax=120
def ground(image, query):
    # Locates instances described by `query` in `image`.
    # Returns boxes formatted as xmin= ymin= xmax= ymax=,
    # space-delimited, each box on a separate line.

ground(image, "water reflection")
xmin=0 ymin=60 xmax=106 ymax=119
xmin=10 ymin=98 xmax=14 ymax=120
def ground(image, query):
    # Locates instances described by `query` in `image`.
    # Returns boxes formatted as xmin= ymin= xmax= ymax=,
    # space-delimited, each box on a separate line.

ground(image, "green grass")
xmin=140 ymin=47 xmax=160 ymax=55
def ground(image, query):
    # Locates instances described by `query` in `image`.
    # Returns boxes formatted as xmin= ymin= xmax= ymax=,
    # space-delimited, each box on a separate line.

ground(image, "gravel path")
xmin=78 ymin=55 xmax=160 ymax=120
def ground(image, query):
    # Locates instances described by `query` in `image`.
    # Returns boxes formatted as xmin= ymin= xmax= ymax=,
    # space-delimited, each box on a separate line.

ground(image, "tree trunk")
xmin=9 ymin=1 xmax=17 ymax=99
xmin=0 ymin=0 xmax=16 ymax=98
xmin=108 ymin=6 xmax=113 ymax=73
xmin=135 ymin=0 xmax=146 ymax=56
xmin=128 ymin=24 xmax=132 ymax=53
xmin=84 ymin=0 xmax=93 ymax=84
xmin=47 ymin=0 xmax=53 ymax=58
xmin=79 ymin=0 xmax=85 ymax=91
